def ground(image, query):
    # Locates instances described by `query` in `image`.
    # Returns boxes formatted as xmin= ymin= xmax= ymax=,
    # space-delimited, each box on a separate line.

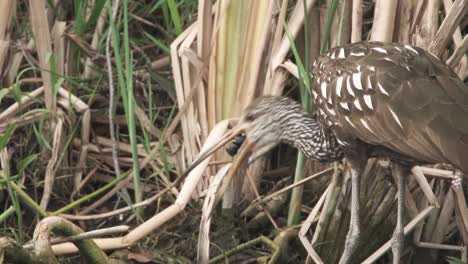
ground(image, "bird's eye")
xmin=244 ymin=112 xmax=256 ymax=122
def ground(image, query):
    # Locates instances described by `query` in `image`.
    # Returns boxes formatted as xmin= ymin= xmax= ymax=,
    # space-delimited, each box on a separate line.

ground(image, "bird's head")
xmin=179 ymin=96 xmax=341 ymax=186
xmin=235 ymin=96 xmax=309 ymax=158
xmin=186 ymin=96 xmax=331 ymax=171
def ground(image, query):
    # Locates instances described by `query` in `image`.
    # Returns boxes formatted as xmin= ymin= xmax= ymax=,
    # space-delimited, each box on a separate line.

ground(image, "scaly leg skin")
xmin=392 ymin=164 xmax=407 ymax=264
xmin=338 ymin=163 xmax=362 ymax=264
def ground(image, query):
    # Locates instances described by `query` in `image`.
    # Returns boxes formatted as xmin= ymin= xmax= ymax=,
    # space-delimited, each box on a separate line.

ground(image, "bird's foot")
xmin=391 ymin=226 xmax=404 ymax=264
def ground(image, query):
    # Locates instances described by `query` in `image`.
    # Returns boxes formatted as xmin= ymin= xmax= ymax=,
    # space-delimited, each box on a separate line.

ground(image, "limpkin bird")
xmin=182 ymin=41 xmax=468 ymax=263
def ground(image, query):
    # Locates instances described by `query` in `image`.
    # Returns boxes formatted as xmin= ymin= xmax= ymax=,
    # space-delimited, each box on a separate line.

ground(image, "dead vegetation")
xmin=0 ymin=0 xmax=467 ymax=263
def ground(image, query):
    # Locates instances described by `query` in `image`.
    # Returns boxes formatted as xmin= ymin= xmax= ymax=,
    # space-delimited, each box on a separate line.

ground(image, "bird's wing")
xmin=312 ymin=42 xmax=468 ymax=171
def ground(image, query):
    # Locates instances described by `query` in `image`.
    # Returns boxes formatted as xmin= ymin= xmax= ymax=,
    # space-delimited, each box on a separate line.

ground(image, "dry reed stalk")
xmin=370 ymin=0 xmax=397 ymax=42
xmin=40 ymin=114 xmax=64 ymax=209
xmin=340 ymin=0 xmax=352 ymax=45
xmin=271 ymin=0 xmax=318 ymax=71
xmin=57 ymin=86 xmax=91 ymax=190
xmin=429 ymin=0 xmax=468 ymax=57
xmin=299 ymin=185 xmax=331 ymax=264
xmin=0 ymin=86 xmax=45 ymax=121
xmin=28 ymin=0 xmax=55 ymax=112
xmin=239 ymin=1 xmax=275 ymax=108
xmin=0 ymin=43 xmax=10 ymax=77
xmin=49 ymin=121 xmax=231 ymax=254
xmin=180 ymin=28 xmax=200 ymax=161
xmin=196 ymin=0 xmax=212 ymax=142
xmin=7 ymin=40 xmax=35 ymax=85
xmin=134 ymin=105 xmax=163 ymax=137
xmin=362 ymin=206 xmax=437 ymax=263
xmin=443 ymin=0 xmax=468 ymax=78
xmin=263 ymin=0 xmax=289 ymax=95
xmin=428 ymin=190 xmax=455 ymax=256
xmin=0 ymin=0 xmax=14 ymax=76
xmin=171 ymin=22 xmax=198 ymax=169
xmin=395 ymin=0 xmax=412 ymax=43
xmin=84 ymin=6 xmax=107 ymax=78
xmin=0 ymin=0 xmax=14 ymax=40
xmin=351 ymin=0 xmax=362 ymax=43
xmin=197 ymin=164 xmax=231 ymax=263
xmin=33 ymin=216 xmax=110 ymax=263
xmin=0 ymin=111 xmax=51 ymax=133
xmin=124 ymin=120 xmax=230 ymax=243
xmin=52 ymin=22 xmax=66 ymax=76
xmin=25 ymin=225 xmax=129 ymax=250
xmin=448 ymin=35 xmax=468 ymax=68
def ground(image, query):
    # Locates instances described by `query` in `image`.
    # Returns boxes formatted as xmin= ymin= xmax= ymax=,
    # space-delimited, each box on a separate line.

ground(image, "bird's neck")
xmin=281 ymin=113 xmax=343 ymax=162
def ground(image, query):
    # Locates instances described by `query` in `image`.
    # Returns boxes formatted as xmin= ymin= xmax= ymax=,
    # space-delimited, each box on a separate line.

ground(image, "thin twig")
xmin=106 ymin=0 xmax=122 ymax=177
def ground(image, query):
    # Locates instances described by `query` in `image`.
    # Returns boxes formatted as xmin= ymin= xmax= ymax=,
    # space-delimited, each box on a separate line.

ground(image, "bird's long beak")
xmin=179 ymin=122 xmax=256 ymax=211
xmin=180 ymin=123 xmax=248 ymax=179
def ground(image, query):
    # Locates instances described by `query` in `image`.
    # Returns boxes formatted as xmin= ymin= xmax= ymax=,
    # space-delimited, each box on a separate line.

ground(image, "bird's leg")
xmin=391 ymin=164 xmax=407 ymax=264
xmin=339 ymin=158 xmax=364 ymax=264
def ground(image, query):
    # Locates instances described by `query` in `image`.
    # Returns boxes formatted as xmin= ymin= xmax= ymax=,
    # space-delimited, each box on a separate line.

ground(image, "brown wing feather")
xmin=312 ymin=41 xmax=468 ymax=172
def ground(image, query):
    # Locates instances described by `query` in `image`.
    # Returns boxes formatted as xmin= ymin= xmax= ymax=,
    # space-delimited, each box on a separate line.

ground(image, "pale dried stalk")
xmin=40 ymin=115 xmax=64 ymax=209
xmin=7 ymin=39 xmax=35 ymax=85
xmin=28 ymin=0 xmax=55 ymax=111
xmin=180 ymin=27 xmax=200 ymax=163
xmin=271 ymin=0 xmax=318 ymax=70
xmin=52 ymin=22 xmax=66 ymax=76
xmin=106 ymin=0 xmax=122 ymax=179
xmin=448 ymin=35 xmax=468 ymax=68
xmin=241 ymin=1 xmax=275 ymax=107
xmin=0 ymin=44 xmax=10 ymax=76
xmin=0 ymin=0 xmax=14 ymax=75
xmin=197 ymin=164 xmax=231 ymax=263
xmin=428 ymin=0 xmax=468 ymax=57
xmin=134 ymin=105 xmax=163 ymax=137
xmin=271 ymin=0 xmax=289 ymax=55
xmin=351 ymin=0 xmax=362 ymax=42
xmin=196 ymin=0 xmax=212 ymax=140
xmin=57 ymin=87 xmax=91 ymax=190
xmin=245 ymin=168 xmax=333 ymax=211
xmin=299 ymin=185 xmax=331 ymax=264
xmin=171 ymin=22 xmax=198 ymax=169
xmin=427 ymin=189 xmax=455 ymax=256
xmin=362 ymin=206 xmax=436 ymax=263
xmin=81 ymin=67 xmax=206 ymax=215
xmin=370 ymin=0 xmax=397 ymax=42
xmin=0 ymin=0 xmax=14 ymax=39
xmin=0 ymin=86 xmax=45 ymax=121
xmin=51 ymin=121 xmax=230 ymax=254
xmin=0 ymin=111 xmax=51 ymax=134
xmin=340 ymin=0 xmax=352 ymax=45
xmin=34 ymin=216 xmax=110 ymax=263
xmin=124 ymin=120 xmax=230 ymax=243
xmin=24 ymin=225 xmax=129 ymax=249
xmin=61 ymin=177 xmax=179 ymax=220
xmin=58 ymin=87 xmax=88 ymax=112
xmin=263 ymin=0 xmax=289 ymax=95
xmin=396 ymin=0 xmax=412 ymax=43
xmin=443 ymin=0 xmax=468 ymax=78
xmin=84 ymin=5 xmax=107 ymax=78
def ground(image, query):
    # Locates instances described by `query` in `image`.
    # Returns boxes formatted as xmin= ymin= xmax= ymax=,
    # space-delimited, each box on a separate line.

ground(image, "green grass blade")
xmin=287 ymin=0 xmax=339 ymax=226
xmin=166 ymin=0 xmax=183 ymax=34
xmin=123 ymin=0 xmax=142 ymax=215
xmin=144 ymin=32 xmax=171 ymax=55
